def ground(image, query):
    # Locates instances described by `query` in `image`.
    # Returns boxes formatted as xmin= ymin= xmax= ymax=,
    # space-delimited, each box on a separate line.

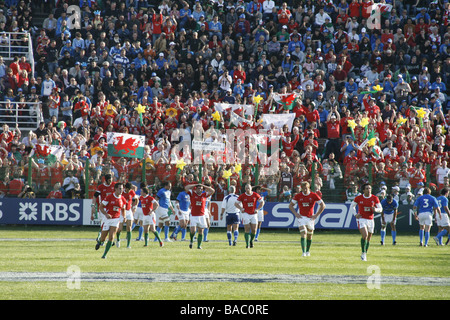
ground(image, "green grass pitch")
xmin=0 ymin=226 xmax=448 ymax=300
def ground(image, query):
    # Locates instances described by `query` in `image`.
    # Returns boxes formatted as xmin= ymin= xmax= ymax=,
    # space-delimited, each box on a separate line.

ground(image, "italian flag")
xmin=107 ymin=133 xmax=145 ymax=159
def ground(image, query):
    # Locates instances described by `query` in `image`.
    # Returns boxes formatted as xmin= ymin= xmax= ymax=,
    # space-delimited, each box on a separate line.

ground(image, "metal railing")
xmin=0 ymin=100 xmax=42 ymax=131
xmin=0 ymin=31 xmax=35 ymax=76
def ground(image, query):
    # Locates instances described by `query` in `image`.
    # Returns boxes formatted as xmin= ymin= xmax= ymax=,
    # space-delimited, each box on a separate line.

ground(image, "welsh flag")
xmin=107 ymin=132 xmax=145 ymax=159
xmin=31 ymin=144 xmax=64 ymax=166
xmin=373 ymin=3 xmax=393 ymax=17
xmin=273 ymin=93 xmax=298 ymax=110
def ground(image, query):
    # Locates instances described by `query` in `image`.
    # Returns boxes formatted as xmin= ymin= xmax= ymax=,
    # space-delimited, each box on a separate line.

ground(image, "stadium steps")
xmin=33 ymin=12 xmax=48 ymax=29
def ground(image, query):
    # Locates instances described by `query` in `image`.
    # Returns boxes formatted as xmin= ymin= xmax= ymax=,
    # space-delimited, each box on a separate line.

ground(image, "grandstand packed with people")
xmin=0 ymin=0 xmax=449 ymax=205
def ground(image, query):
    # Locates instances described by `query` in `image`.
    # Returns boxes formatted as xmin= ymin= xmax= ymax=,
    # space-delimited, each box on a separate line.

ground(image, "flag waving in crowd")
xmin=107 ymin=133 xmax=145 ymax=159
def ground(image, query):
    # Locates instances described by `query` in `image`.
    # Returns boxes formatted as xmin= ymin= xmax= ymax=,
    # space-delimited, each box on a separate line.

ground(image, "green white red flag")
xmin=107 ymin=132 xmax=145 ymax=159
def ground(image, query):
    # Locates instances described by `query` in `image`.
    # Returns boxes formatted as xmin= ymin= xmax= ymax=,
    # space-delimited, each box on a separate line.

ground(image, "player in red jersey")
xmin=185 ymin=183 xmax=215 ymax=249
xmin=235 ymin=184 xmax=264 ymax=248
xmin=289 ymin=181 xmax=326 ymax=256
xmin=92 ymin=174 xmax=116 ymax=242
xmin=139 ymin=186 xmax=163 ymax=247
xmin=96 ymin=183 xmax=126 ymax=259
xmin=350 ymin=183 xmax=382 ymax=261
xmin=117 ymin=182 xmax=138 ymax=249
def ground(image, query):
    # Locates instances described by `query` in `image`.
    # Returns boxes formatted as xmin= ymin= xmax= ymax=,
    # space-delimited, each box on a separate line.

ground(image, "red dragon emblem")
xmin=113 ymin=135 xmax=140 ymax=156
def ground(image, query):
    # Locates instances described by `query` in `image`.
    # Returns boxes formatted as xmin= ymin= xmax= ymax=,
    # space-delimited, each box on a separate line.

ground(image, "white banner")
xmin=261 ymin=113 xmax=296 ymax=131
xmin=192 ymin=140 xmax=225 ymax=151
xmin=214 ymin=103 xmax=254 ymax=116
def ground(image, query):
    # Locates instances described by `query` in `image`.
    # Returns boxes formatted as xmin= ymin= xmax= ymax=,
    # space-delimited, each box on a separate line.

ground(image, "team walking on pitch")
xmin=92 ymin=176 xmax=449 ymax=260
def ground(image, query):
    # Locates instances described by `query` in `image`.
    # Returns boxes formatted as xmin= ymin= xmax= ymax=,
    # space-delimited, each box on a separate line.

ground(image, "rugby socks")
xmin=255 ymin=228 xmax=260 ymax=240
xmin=419 ymin=229 xmax=424 ymax=244
xmin=234 ymin=230 xmax=239 ymax=242
xmin=380 ymin=230 xmax=386 ymax=244
xmin=155 ymin=227 xmax=161 ymax=241
xmin=181 ymin=228 xmax=186 ymax=240
xmin=204 ymin=228 xmax=209 ymax=241
xmin=153 ymin=231 xmax=162 ymax=245
xmin=301 ymin=237 xmax=307 ymax=253
xmin=164 ymin=225 xmax=170 ymax=239
xmin=102 ymin=241 xmax=112 ymax=258
xmin=126 ymin=231 xmax=131 ymax=247
xmin=144 ymin=233 xmax=149 ymax=246
xmin=172 ymin=225 xmax=181 ymax=238
xmin=138 ymin=226 xmax=143 ymax=240
xmin=361 ymin=238 xmax=366 ymax=253
xmin=227 ymin=231 xmax=232 ymax=245
xmin=245 ymin=233 xmax=250 ymax=247
xmin=424 ymin=231 xmax=430 ymax=246
xmin=197 ymin=234 xmax=203 ymax=248
xmin=365 ymin=240 xmax=370 ymax=252
xmin=306 ymin=239 xmax=312 ymax=252
xmin=436 ymin=229 xmax=448 ymax=245
xmin=391 ymin=231 xmax=397 ymax=244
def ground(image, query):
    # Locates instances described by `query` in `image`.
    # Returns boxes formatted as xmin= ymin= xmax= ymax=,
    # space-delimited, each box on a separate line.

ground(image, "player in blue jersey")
xmin=254 ymin=186 xmax=269 ymax=242
xmin=220 ymin=186 xmax=241 ymax=246
xmin=434 ymin=188 xmax=450 ymax=245
xmin=171 ymin=189 xmax=191 ymax=241
xmin=413 ymin=187 xmax=441 ymax=247
xmin=155 ymin=182 xmax=176 ymax=242
xmin=380 ymin=195 xmax=399 ymax=245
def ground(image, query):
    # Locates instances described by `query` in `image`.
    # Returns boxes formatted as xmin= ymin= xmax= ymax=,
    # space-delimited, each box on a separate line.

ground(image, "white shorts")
xmin=155 ymin=206 xmax=170 ymax=223
xmin=242 ymin=212 xmax=258 ymax=225
xmin=257 ymin=210 xmax=264 ymax=222
xmin=436 ymin=213 xmax=450 ymax=227
xmin=134 ymin=207 xmax=143 ymax=221
xmin=418 ymin=212 xmax=433 ymax=226
xmin=297 ymin=216 xmax=315 ymax=231
xmin=190 ymin=215 xmax=207 ymax=229
xmin=357 ymin=218 xmax=375 ymax=234
xmin=382 ymin=213 xmax=396 ymax=225
xmin=125 ymin=209 xmax=134 ymax=221
xmin=142 ymin=213 xmax=156 ymax=226
xmin=102 ymin=218 xmax=120 ymax=231
xmin=178 ymin=209 xmax=190 ymax=221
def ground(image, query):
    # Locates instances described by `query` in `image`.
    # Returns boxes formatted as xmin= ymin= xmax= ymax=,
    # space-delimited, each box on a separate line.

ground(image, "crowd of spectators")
xmin=0 ymin=0 xmax=449 ymax=203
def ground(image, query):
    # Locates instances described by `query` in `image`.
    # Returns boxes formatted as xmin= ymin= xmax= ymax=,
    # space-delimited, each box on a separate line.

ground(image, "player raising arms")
xmin=413 ymin=187 xmax=441 ymax=247
xmin=350 ymin=183 xmax=382 ymax=261
xmin=139 ymin=186 xmax=163 ymax=247
xmin=289 ymin=181 xmax=326 ymax=256
xmin=96 ymin=183 xmax=126 ymax=259
xmin=185 ymin=183 xmax=215 ymax=249
xmin=235 ymin=184 xmax=265 ymax=249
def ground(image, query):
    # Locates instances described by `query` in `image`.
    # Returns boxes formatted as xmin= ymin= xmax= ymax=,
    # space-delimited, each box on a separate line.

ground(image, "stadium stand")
xmin=0 ymin=0 xmax=448 ymax=204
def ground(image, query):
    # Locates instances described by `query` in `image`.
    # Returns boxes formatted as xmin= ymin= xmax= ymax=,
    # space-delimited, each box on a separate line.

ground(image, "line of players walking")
xmin=92 ymin=174 xmax=450 ymax=260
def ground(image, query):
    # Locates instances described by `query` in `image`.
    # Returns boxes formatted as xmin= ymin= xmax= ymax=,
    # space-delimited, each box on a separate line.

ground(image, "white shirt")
xmin=436 ymin=167 xmax=450 ymax=184
xmin=221 ymin=193 xmax=240 ymax=214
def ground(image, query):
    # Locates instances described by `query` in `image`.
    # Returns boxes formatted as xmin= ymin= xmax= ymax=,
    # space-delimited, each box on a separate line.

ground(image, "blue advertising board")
xmin=0 ymin=199 xmax=418 ymax=232
xmin=0 ymin=198 xmax=90 ymax=225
